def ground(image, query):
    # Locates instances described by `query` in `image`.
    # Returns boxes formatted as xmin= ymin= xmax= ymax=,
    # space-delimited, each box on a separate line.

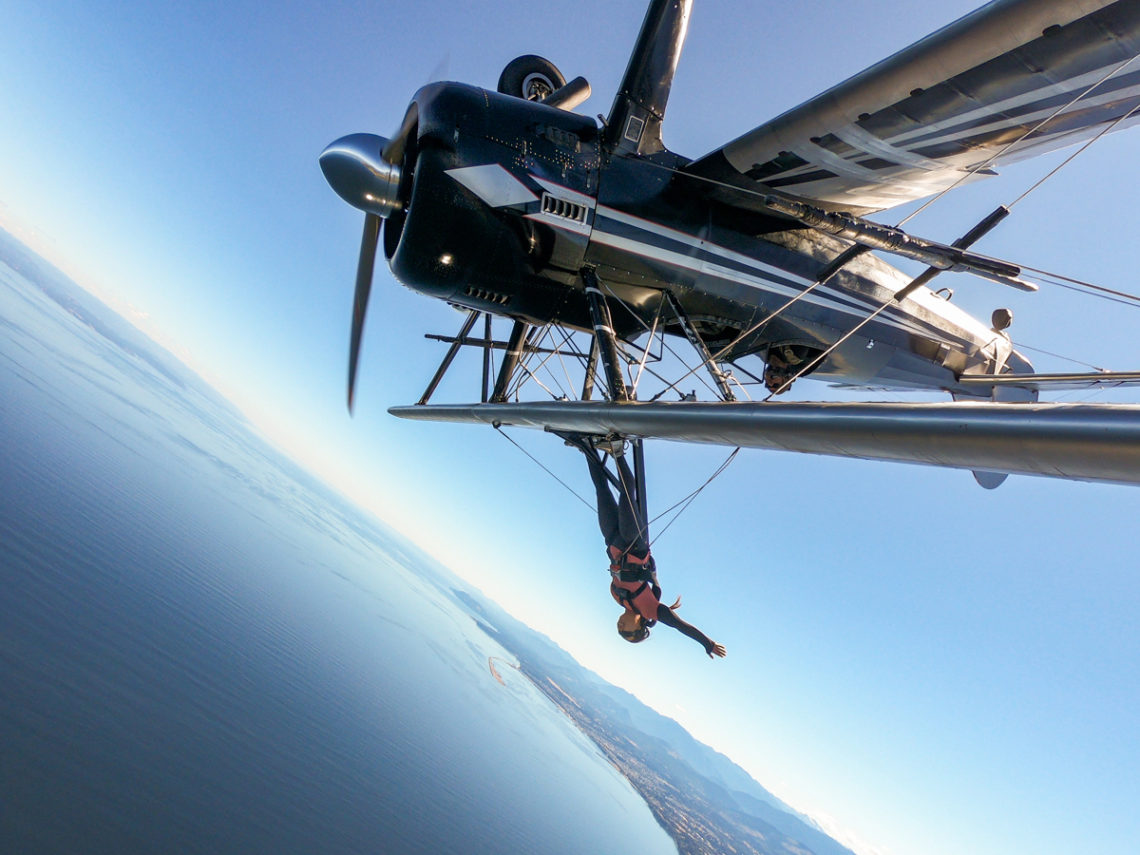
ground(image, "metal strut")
xmin=892 ymin=205 xmax=1010 ymax=301
xmin=418 ymin=310 xmax=481 ymax=405
xmin=491 ymin=320 xmax=530 ymax=402
xmin=756 ymin=194 xmax=1034 ymax=292
xmin=631 ymin=437 xmax=649 ymax=533
xmin=581 ymin=337 xmax=600 ymax=402
xmin=481 ymin=313 xmax=493 ymax=403
xmin=765 ymin=205 xmax=1014 ymax=399
xmin=581 ymin=268 xmax=630 ymax=402
xmin=665 ymin=293 xmax=737 ymax=401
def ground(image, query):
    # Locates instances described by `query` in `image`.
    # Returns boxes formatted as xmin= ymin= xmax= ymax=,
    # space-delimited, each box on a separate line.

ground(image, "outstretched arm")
xmin=655 ymin=604 xmax=726 ymax=658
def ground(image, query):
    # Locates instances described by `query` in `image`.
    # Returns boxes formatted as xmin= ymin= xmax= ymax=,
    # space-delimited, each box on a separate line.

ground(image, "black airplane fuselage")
xmin=382 ymin=81 xmax=1029 ymax=397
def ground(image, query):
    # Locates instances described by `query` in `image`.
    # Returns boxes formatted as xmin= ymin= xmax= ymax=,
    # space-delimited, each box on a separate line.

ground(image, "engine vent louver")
xmin=541 ymin=192 xmax=588 ymax=225
xmin=464 ymin=285 xmax=511 ymax=305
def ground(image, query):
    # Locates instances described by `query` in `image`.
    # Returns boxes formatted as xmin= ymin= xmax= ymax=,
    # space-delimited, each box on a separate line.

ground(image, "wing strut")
xmin=418 ymin=310 xmax=482 ymax=405
xmin=491 ymin=320 xmax=531 ymax=403
xmin=481 ymin=313 xmax=493 ymax=403
xmin=665 ymin=292 xmax=737 ymax=401
xmin=581 ymin=337 xmax=600 ymax=402
xmin=767 ymin=205 xmax=1017 ymax=398
xmin=756 ymin=195 xmax=1035 ymax=292
xmin=582 ymin=268 xmax=630 ymax=401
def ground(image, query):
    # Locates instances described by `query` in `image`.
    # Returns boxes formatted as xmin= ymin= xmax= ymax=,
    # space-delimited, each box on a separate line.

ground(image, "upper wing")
xmin=390 ymin=400 xmax=1140 ymax=486
xmin=684 ymin=0 xmax=1140 ymax=213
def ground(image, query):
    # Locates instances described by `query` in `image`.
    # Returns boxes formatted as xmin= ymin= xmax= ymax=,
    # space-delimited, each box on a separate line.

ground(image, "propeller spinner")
xmin=320 ymin=133 xmax=403 ymax=218
xmin=319 ymin=111 xmax=415 ymax=411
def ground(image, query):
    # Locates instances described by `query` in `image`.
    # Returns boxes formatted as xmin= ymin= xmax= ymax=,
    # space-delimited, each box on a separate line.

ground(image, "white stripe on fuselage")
xmin=588 ymin=225 xmax=937 ymax=342
xmin=597 ymin=205 xmax=807 ymax=285
xmin=445 ymin=163 xmax=983 ymax=348
xmin=589 ymin=205 xmax=982 ymax=342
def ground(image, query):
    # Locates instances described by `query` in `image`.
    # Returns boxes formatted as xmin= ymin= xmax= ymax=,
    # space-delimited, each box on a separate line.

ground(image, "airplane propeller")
xmin=348 ymin=212 xmax=381 ymax=413
xmin=319 ymin=105 xmax=417 ymax=412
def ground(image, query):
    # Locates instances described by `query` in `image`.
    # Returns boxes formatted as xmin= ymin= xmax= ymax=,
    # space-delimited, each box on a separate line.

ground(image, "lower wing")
xmin=390 ymin=400 xmax=1140 ymax=486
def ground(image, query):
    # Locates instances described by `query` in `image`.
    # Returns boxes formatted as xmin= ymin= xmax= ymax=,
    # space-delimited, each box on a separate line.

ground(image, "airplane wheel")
xmin=497 ymin=55 xmax=566 ymax=101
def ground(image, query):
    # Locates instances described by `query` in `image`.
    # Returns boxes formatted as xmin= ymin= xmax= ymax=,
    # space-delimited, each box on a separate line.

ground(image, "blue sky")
xmin=3 ymin=3 xmax=1139 ymax=855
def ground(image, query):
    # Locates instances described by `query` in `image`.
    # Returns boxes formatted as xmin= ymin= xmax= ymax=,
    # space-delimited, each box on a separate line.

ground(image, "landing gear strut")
xmin=581 ymin=268 xmax=630 ymax=402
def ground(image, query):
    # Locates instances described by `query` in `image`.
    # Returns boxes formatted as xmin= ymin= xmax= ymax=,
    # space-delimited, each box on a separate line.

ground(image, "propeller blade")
xmin=426 ymin=54 xmax=451 ymax=87
xmin=381 ymin=103 xmax=418 ymax=166
xmin=348 ymin=213 xmax=382 ymax=412
xmin=327 ymin=99 xmax=417 ymax=411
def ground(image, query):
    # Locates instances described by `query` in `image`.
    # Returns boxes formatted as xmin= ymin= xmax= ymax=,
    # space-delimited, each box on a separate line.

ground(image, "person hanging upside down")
xmin=560 ymin=433 xmax=726 ymax=659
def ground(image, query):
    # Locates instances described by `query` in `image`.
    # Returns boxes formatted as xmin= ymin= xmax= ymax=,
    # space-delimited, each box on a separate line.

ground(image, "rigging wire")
xmin=1007 ymin=95 xmax=1140 ymax=211
xmin=1011 ymin=341 xmax=1105 ymax=373
xmin=760 ymin=91 xmax=1140 ymax=397
xmin=631 ymin=53 xmax=1140 ymax=351
xmin=647 ymin=447 xmax=740 ymax=545
xmin=551 ymin=329 xmax=585 ymax=396
xmin=630 ymin=312 xmax=663 ymax=395
xmin=531 ymin=326 xmax=575 ymax=401
xmin=596 ymin=278 xmax=725 ymax=400
xmin=1023 ymin=266 xmax=1140 ymax=308
xmin=494 ymin=425 xmax=596 ymax=512
xmin=896 ymin=52 xmax=1140 ymax=227
xmin=485 ymin=62 xmax=1140 ymax=536
xmin=507 ymin=325 xmax=570 ymax=401
xmin=494 ymin=424 xmax=738 ymax=551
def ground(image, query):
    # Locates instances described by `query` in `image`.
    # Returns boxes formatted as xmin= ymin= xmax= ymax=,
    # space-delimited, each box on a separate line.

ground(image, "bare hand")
xmin=707 ymin=642 xmax=726 ymax=659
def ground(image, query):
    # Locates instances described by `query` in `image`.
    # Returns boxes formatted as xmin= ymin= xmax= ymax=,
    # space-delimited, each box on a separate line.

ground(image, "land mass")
xmin=454 ymin=590 xmax=856 ymax=855
xmin=526 ymin=665 xmax=815 ymax=855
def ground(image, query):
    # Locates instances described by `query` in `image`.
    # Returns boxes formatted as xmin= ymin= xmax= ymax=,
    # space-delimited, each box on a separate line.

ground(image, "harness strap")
xmin=607 ymin=544 xmax=654 ymax=580
xmin=611 ymin=580 xmax=648 ymax=602
xmin=610 ymin=579 xmax=658 ymax=624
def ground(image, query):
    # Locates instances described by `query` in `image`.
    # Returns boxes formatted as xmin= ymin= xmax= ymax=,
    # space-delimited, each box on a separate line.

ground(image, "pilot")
xmin=763 ymin=344 xmax=800 ymax=394
xmin=559 ymin=432 xmax=726 ymax=659
xmin=764 ymin=343 xmax=821 ymax=395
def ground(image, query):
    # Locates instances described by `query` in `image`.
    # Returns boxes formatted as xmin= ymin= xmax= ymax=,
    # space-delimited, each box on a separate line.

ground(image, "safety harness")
xmin=607 ymin=543 xmax=655 ymax=578
xmin=608 ymin=544 xmax=659 ymax=622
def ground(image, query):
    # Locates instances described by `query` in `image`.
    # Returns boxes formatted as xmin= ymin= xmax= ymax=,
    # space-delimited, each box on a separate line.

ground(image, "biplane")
xmin=320 ymin=0 xmax=1140 ymax=490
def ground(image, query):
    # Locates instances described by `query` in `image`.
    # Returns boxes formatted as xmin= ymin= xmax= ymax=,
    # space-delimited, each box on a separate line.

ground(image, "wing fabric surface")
xmin=685 ymin=0 xmax=1140 ymax=213
xmin=390 ymin=401 xmax=1140 ymax=486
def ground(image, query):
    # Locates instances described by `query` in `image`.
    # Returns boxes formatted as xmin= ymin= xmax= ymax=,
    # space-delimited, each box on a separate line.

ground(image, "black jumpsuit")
xmin=582 ymin=447 xmax=718 ymax=654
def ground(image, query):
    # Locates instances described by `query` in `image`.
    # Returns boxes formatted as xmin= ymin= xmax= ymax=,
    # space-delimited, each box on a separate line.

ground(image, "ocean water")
xmin=0 ymin=253 xmax=677 ymax=854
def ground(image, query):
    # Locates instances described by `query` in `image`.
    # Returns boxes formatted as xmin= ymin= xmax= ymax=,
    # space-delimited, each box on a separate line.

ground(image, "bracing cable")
xmin=647 ymin=447 xmax=740 ymax=545
xmin=494 ymin=425 xmax=596 ymax=512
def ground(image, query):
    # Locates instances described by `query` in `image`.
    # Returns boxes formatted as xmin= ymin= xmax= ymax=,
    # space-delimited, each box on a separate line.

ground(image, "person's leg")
xmin=613 ymin=454 xmax=648 ymax=553
xmin=584 ymin=450 xmax=620 ymax=544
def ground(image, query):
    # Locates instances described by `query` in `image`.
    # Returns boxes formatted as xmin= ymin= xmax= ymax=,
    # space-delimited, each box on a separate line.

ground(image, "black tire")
xmin=496 ymin=55 xmax=566 ymax=101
